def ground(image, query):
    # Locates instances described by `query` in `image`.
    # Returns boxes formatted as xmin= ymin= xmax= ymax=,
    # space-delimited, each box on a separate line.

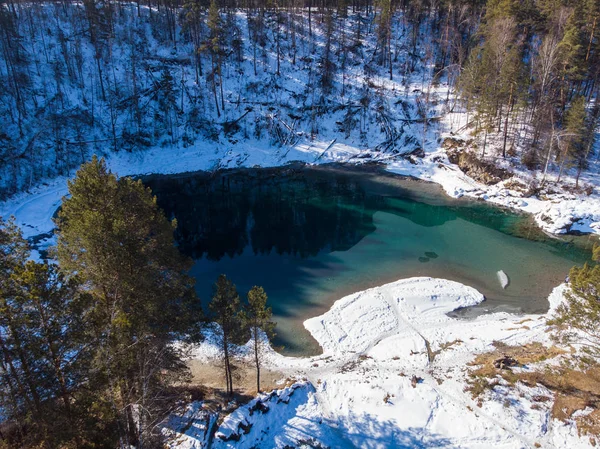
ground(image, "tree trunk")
xmin=223 ymin=331 xmax=232 ymax=396
xmin=211 ymin=54 xmax=221 ymax=118
xmin=586 ymin=16 xmax=597 ymax=62
xmin=481 ymin=128 xmax=487 ymax=159
xmin=254 ymin=328 xmax=260 ymax=392
xmin=502 ymin=83 xmax=514 ymax=158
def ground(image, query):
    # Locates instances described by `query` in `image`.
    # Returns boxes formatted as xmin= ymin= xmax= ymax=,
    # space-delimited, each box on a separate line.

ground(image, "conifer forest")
xmin=1 ymin=0 xmax=600 ymax=448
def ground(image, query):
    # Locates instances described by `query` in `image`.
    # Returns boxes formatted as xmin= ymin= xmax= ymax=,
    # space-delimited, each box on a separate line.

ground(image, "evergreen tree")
xmin=0 ymin=217 xmax=42 ymax=444
xmin=241 ymin=286 xmax=276 ymax=393
xmin=549 ymin=246 xmax=600 ymax=367
xmin=183 ymin=0 xmax=205 ymax=82
xmin=375 ymin=0 xmax=392 ymax=72
xmin=55 ymin=156 xmax=202 ymax=448
xmin=206 ymin=0 xmax=225 ymax=117
xmin=209 ymin=274 xmax=242 ymax=397
xmin=558 ymin=13 xmax=586 ymax=108
xmin=558 ymin=95 xmax=587 ymax=182
xmin=0 ymin=217 xmax=110 ymax=449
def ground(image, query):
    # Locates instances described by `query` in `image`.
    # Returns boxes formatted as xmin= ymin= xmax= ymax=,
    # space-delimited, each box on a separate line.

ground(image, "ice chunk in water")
xmin=497 ymin=270 xmax=510 ymax=289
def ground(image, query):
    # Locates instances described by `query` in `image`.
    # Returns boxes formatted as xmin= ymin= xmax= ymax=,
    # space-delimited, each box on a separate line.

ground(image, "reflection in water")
xmin=149 ymin=169 xmax=379 ymax=260
xmin=143 ymin=165 xmax=592 ymax=356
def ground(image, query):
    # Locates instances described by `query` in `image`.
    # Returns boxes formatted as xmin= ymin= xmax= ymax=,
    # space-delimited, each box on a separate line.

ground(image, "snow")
xmin=3 ymin=136 xmax=600 ymax=243
xmin=1 ymin=5 xmax=597 ymax=448
xmin=2 ymin=8 xmax=600 ymax=240
xmin=303 ymin=277 xmax=483 ymax=356
xmin=162 ymin=401 xmax=217 ymax=449
xmin=170 ymin=278 xmax=595 ymax=449
xmin=214 ymin=382 xmax=312 ymax=444
xmin=385 ymin=149 xmax=600 ymax=237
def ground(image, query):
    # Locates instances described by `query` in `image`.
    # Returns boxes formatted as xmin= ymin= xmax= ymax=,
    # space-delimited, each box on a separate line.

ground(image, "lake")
xmin=143 ymin=164 xmax=592 ymax=356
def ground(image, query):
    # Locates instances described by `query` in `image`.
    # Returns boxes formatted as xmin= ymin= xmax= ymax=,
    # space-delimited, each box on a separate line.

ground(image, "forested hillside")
xmin=2 ymin=2 xmax=600 ymax=447
xmin=1 ymin=0 xmax=597 ymax=199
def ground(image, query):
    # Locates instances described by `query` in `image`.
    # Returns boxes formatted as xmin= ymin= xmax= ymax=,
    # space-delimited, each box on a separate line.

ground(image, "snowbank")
xmin=3 ymin=137 xmax=600 ymax=241
xmin=214 ymin=382 xmax=311 ymax=444
xmin=161 ymin=401 xmax=217 ymax=449
xmin=171 ymin=277 xmax=593 ymax=449
xmin=303 ymin=277 xmax=484 ymax=355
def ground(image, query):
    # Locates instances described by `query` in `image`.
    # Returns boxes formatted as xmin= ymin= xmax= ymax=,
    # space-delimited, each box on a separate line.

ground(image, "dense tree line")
xmin=0 ymin=0 xmax=491 ymax=198
xmin=1 ymin=0 xmax=596 ymax=194
xmin=1 ymin=0 xmax=598 ymax=198
xmin=459 ymin=0 xmax=600 ymax=187
xmin=0 ymin=158 xmax=274 ymax=448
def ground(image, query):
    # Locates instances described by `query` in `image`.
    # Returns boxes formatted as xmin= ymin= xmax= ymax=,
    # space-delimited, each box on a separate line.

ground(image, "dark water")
xmin=143 ymin=165 xmax=593 ymax=356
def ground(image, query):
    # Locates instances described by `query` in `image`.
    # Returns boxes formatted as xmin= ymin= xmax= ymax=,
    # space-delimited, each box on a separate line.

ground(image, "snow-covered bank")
xmin=171 ymin=277 xmax=593 ymax=449
xmin=1 ymin=3 xmax=599 ymax=241
xmin=385 ymin=148 xmax=600 ymax=237
xmin=2 ymin=137 xmax=600 ymax=243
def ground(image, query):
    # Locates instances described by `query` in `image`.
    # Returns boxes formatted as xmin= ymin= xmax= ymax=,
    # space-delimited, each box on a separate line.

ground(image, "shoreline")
xmin=1 ymin=140 xmax=599 ymax=241
xmin=181 ymin=276 xmax=593 ymax=448
xmin=2 ymin=144 xmax=595 ymax=445
xmin=1 ymin=155 xmax=593 ymax=360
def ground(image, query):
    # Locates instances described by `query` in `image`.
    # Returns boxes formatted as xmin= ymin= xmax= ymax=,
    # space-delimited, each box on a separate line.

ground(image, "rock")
xmin=409 ymin=147 xmax=425 ymax=158
xmin=249 ymin=399 xmax=270 ymax=414
xmin=493 ymin=356 xmax=518 ymax=370
xmin=446 ymin=150 xmax=511 ymax=185
xmin=441 ymin=137 xmax=465 ymax=150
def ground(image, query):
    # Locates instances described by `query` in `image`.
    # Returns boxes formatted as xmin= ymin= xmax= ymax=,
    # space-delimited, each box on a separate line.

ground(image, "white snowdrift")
xmin=303 ymin=277 xmax=484 ymax=355
xmin=161 ymin=401 xmax=217 ymax=449
xmin=2 ymin=138 xmax=600 ymax=242
xmin=214 ymin=382 xmax=311 ymax=444
xmin=173 ymin=277 xmax=593 ymax=449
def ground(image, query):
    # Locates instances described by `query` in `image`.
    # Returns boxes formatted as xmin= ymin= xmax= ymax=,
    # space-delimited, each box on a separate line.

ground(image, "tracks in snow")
xmin=294 ymin=290 xmax=544 ymax=449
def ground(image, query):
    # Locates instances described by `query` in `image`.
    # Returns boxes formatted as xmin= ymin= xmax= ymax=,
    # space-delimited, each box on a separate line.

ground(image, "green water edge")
xmin=141 ymin=163 xmax=595 ymax=356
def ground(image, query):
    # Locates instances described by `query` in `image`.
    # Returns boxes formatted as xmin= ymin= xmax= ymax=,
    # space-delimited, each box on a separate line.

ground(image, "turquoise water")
xmin=144 ymin=165 xmax=592 ymax=356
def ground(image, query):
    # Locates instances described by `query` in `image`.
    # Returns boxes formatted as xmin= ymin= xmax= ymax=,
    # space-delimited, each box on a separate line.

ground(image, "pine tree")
xmin=209 ymin=274 xmax=242 ymax=397
xmin=184 ymin=0 xmax=205 ymax=82
xmin=0 ymin=217 xmax=108 ymax=448
xmin=558 ymin=95 xmax=587 ymax=182
xmin=549 ymin=246 xmax=600 ymax=367
xmin=241 ymin=286 xmax=276 ymax=393
xmin=55 ymin=156 xmax=202 ymax=447
xmin=206 ymin=0 xmax=224 ymax=117
xmin=558 ymin=13 xmax=586 ymax=109
xmin=158 ymin=66 xmax=177 ymax=141
xmin=10 ymin=261 xmax=96 ymax=448
xmin=375 ymin=0 xmax=392 ymax=70
xmin=0 ymin=217 xmax=40 ymax=442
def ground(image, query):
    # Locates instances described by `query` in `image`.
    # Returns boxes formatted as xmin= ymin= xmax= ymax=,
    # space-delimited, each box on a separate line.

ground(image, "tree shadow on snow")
xmin=333 ymin=414 xmax=456 ymax=449
xmin=289 ymin=411 xmax=457 ymax=449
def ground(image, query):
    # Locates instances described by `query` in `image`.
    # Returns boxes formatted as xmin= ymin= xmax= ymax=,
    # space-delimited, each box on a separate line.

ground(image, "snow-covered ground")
xmin=167 ymin=277 xmax=592 ymax=449
xmin=2 ymin=132 xmax=600 ymax=246
xmin=0 ymin=8 xmax=600 ymax=237
xmin=2 ymin=6 xmax=600 ymax=240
